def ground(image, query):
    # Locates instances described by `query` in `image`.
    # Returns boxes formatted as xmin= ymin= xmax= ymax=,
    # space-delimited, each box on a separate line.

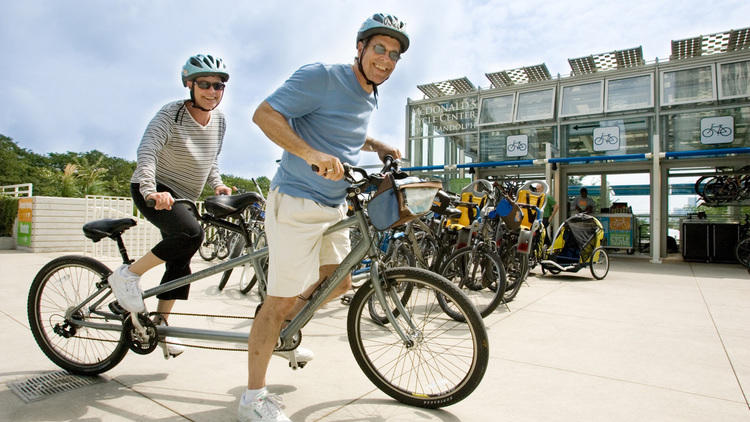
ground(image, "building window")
xmin=718 ymin=60 xmax=750 ymax=99
xmin=479 ymin=126 xmax=555 ymax=162
xmin=606 ymin=74 xmax=653 ymax=112
xmin=564 ymin=118 xmax=651 ymax=157
xmin=515 ymin=88 xmax=555 ymax=122
xmin=661 ymin=65 xmax=715 ymax=106
xmin=477 ymin=94 xmax=515 ymax=126
xmin=662 ymin=106 xmax=750 ymax=152
xmin=560 ymin=81 xmax=603 ymax=117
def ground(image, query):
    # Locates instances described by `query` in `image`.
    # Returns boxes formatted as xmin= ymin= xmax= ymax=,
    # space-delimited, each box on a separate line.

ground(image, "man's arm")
xmin=252 ymin=101 xmax=344 ymax=180
xmin=362 ymin=136 xmax=402 ymax=161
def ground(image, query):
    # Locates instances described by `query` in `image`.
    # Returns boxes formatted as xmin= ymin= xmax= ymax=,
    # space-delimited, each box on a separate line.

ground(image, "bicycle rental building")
xmin=401 ymin=26 xmax=750 ymax=264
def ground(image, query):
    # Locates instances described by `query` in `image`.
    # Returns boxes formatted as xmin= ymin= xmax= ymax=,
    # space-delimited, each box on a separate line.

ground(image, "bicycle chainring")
xmin=123 ymin=313 xmax=159 ymax=355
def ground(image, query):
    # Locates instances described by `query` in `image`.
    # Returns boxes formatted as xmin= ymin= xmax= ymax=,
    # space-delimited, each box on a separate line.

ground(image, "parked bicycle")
xmin=735 ymin=214 xmax=750 ymax=271
xmin=27 ymin=158 xmax=490 ymax=408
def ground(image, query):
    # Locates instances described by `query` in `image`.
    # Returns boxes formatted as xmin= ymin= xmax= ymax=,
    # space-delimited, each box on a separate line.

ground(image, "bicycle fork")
xmin=369 ymin=261 xmax=421 ymax=348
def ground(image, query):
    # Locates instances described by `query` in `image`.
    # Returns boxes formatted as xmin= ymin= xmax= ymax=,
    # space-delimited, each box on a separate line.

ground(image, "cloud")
xmin=2 ymin=0 xmax=749 ymax=179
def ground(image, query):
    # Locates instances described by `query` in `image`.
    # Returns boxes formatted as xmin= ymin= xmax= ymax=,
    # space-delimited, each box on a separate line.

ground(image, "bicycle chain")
xmin=76 ymin=312 xmax=256 ymax=352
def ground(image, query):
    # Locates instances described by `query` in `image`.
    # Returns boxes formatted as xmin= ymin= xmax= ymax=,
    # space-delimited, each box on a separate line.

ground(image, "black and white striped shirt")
xmin=131 ymin=100 xmax=225 ymax=201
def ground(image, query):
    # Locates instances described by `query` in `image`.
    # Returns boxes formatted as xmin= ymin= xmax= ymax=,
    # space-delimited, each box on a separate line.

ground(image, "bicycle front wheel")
xmin=347 ymin=267 xmax=489 ymax=408
xmin=440 ymin=246 xmax=507 ymax=318
xmin=735 ymin=237 xmax=750 ymax=269
xmin=27 ymin=256 xmax=128 ymax=375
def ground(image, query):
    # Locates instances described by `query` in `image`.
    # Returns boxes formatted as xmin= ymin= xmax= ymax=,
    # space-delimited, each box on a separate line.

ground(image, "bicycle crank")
xmin=123 ymin=313 xmax=159 ymax=355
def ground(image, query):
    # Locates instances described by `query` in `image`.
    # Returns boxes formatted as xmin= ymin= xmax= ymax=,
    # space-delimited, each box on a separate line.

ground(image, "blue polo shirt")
xmin=266 ymin=63 xmax=376 ymax=207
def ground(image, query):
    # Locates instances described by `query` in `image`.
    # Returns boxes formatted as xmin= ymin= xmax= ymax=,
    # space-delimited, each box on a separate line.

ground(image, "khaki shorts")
xmin=265 ymin=188 xmax=350 ymax=297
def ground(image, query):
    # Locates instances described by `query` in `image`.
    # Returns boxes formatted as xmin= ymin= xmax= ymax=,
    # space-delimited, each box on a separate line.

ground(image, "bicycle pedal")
xmin=340 ymin=294 xmax=352 ymax=305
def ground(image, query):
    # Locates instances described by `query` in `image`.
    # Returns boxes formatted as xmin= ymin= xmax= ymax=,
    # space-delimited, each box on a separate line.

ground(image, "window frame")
xmin=660 ymin=64 xmax=717 ymax=106
xmin=514 ymin=86 xmax=556 ymax=122
xmin=604 ymin=73 xmax=654 ymax=112
xmin=476 ymin=92 xmax=516 ymax=127
xmin=717 ymin=59 xmax=750 ymax=100
xmin=559 ymin=80 xmax=604 ymax=118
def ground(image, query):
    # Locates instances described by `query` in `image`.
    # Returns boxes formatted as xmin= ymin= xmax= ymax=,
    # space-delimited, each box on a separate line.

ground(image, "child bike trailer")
xmin=540 ymin=213 xmax=609 ymax=279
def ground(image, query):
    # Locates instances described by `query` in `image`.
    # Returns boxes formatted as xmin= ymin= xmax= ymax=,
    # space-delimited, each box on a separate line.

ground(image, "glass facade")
xmin=662 ymin=106 xmax=750 ymax=151
xmin=561 ymin=82 xmax=603 ymax=117
xmin=515 ymin=88 xmax=555 ymax=122
xmin=479 ymin=127 xmax=555 ymax=161
xmin=719 ymin=60 xmax=750 ymax=99
xmin=564 ymin=118 xmax=651 ymax=157
xmin=606 ymin=74 xmax=653 ymax=111
xmin=478 ymin=94 xmax=514 ymax=125
xmin=661 ymin=65 xmax=715 ymax=105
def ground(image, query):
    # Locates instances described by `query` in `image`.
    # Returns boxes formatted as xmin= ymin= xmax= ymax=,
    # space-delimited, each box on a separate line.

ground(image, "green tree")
xmin=73 ymin=156 xmax=108 ymax=195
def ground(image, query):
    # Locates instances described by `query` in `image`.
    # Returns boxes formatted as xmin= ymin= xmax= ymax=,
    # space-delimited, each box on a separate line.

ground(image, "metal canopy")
xmin=485 ymin=64 xmax=551 ymax=88
xmin=417 ymin=77 xmax=475 ymax=98
xmin=670 ymin=27 xmax=750 ymax=59
xmin=568 ymin=47 xmax=644 ymax=75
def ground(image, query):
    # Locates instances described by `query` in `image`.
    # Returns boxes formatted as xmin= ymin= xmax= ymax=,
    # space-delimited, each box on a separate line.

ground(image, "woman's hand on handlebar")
xmin=146 ymin=191 xmax=175 ymax=210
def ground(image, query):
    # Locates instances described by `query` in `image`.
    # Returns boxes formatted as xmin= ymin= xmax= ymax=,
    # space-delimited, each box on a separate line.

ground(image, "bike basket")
xmin=367 ymin=175 xmax=442 ymax=231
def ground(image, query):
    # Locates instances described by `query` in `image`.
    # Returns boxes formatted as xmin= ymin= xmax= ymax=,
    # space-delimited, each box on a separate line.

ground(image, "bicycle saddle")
xmin=83 ymin=218 xmax=137 ymax=242
xmin=204 ymin=192 xmax=264 ymax=218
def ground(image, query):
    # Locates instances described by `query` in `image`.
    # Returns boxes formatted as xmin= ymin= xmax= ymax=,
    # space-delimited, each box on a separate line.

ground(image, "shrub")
xmin=0 ymin=196 xmax=19 ymax=237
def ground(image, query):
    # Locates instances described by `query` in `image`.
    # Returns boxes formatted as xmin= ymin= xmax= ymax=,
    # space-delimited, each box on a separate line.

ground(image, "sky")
xmin=2 ymin=0 xmax=749 ymax=181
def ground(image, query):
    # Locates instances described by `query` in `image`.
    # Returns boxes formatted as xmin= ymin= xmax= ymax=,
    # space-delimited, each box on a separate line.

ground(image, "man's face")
xmin=188 ymin=75 xmax=225 ymax=110
xmin=358 ymin=34 xmax=401 ymax=85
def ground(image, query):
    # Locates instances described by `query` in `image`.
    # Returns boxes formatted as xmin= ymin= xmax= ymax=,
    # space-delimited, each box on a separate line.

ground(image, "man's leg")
xmin=248 ymin=295 xmax=296 ymax=389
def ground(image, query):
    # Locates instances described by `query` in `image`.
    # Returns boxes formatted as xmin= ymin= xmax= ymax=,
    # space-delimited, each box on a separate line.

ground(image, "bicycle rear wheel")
xmin=440 ymin=246 xmax=507 ymax=319
xmin=590 ymin=247 xmax=610 ymax=279
xmin=27 ymin=256 xmax=128 ymax=375
xmin=347 ymin=267 xmax=489 ymax=408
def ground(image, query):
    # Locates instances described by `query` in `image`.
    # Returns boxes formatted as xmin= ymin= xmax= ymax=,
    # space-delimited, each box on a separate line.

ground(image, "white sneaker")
xmin=157 ymin=321 xmax=185 ymax=359
xmin=108 ymin=264 xmax=145 ymax=313
xmin=273 ymin=346 xmax=314 ymax=366
xmin=238 ymin=388 xmax=291 ymax=422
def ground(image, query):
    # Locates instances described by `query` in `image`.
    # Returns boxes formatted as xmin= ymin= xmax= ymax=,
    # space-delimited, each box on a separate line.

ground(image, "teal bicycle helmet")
xmin=357 ymin=13 xmax=409 ymax=53
xmin=181 ymin=54 xmax=229 ymax=87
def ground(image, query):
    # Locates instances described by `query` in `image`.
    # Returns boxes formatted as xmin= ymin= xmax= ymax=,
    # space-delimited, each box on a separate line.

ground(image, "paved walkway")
xmin=1 ymin=250 xmax=749 ymax=421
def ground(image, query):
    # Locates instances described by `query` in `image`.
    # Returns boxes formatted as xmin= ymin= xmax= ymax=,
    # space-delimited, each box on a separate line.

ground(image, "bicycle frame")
xmin=73 ymin=205 xmax=418 ymax=350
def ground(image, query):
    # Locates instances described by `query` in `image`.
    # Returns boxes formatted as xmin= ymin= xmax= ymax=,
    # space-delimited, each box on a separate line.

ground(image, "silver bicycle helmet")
xmin=181 ymin=54 xmax=229 ymax=87
xmin=356 ymin=13 xmax=409 ymax=53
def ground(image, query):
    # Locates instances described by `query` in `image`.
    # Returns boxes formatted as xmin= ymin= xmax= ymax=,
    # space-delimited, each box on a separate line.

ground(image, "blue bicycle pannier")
xmin=367 ymin=174 xmax=442 ymax=231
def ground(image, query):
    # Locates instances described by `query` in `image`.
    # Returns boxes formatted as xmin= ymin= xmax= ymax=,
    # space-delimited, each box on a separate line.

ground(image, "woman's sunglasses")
xmin=194 ymin=81 xmax=226 ymax=91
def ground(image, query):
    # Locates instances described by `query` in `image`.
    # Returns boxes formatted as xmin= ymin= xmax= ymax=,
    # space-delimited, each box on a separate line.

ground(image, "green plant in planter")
xmin=0 ymin=196 xmax=19 ymax=237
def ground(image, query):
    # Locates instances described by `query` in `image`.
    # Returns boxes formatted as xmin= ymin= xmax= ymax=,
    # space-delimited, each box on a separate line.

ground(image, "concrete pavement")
xmin=1 ymin=249 xmax=749 ymax=421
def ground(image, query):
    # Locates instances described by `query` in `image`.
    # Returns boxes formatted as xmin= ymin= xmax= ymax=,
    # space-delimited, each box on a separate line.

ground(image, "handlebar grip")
xmin=145 ymin=199 xmax=156 ymax=208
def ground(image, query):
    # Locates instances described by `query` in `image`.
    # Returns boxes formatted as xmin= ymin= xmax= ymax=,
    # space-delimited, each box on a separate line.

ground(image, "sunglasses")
xmin=194 ymin=80 xmax=226 ymax=91
xmin=373 ymin=43 xmax=400 ymax=62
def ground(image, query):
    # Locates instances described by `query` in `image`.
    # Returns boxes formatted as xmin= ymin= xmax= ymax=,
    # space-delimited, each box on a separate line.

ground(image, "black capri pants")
xmin=131 ymin=183 xmax=203 ymax=300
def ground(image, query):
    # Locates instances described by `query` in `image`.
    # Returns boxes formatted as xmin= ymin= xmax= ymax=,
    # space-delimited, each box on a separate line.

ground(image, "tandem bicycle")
xmin=27 ymin=158 xmax=490 ymax=408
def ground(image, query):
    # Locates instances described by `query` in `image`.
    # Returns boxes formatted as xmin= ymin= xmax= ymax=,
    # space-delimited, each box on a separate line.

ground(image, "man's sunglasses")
xmin=194 ymin=81 xmax=226 ymax=91
xmin=373 ymin=43 xmax=400 ymax=62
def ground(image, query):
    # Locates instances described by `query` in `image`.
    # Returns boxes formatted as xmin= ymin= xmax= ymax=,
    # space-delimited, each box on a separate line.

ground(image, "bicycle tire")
xmin=439 ymin=246 xmax=507 ymax=319
xmin=367 ymin=242 xmax=416 ymax=325
xmin=216 ymin=229 xmax=232 ymax=260
xmin=735 ymin=237 xmax=750 ymax=269
xmin=218 ymin=235 xmax=246 ymax=291
xmin=590 ymin=247 xmax=610 ymax=279
xmin=502 ymin=250 xmax=527 ymax=302
xmin=27 ymin=256 xmax=129 ymax=375
xmin=347 ymin=267 xmax=489 ymax=408
xmin=199 ymin=223 xmax=218 ymax=261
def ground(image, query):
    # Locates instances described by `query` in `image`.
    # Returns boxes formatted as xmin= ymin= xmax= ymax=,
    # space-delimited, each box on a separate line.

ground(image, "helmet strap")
xmin=357 ymin=38 xmax=381 ymax=106
xmin=188 ymin=85 xmax=215 ymax=112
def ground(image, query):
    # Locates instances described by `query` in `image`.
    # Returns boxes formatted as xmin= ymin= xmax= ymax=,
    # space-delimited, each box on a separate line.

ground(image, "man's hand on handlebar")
xmin=309 ymin=152 xmax=345 ymax=181
xmin=146 ymin=191 xmax=175 ymax=210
